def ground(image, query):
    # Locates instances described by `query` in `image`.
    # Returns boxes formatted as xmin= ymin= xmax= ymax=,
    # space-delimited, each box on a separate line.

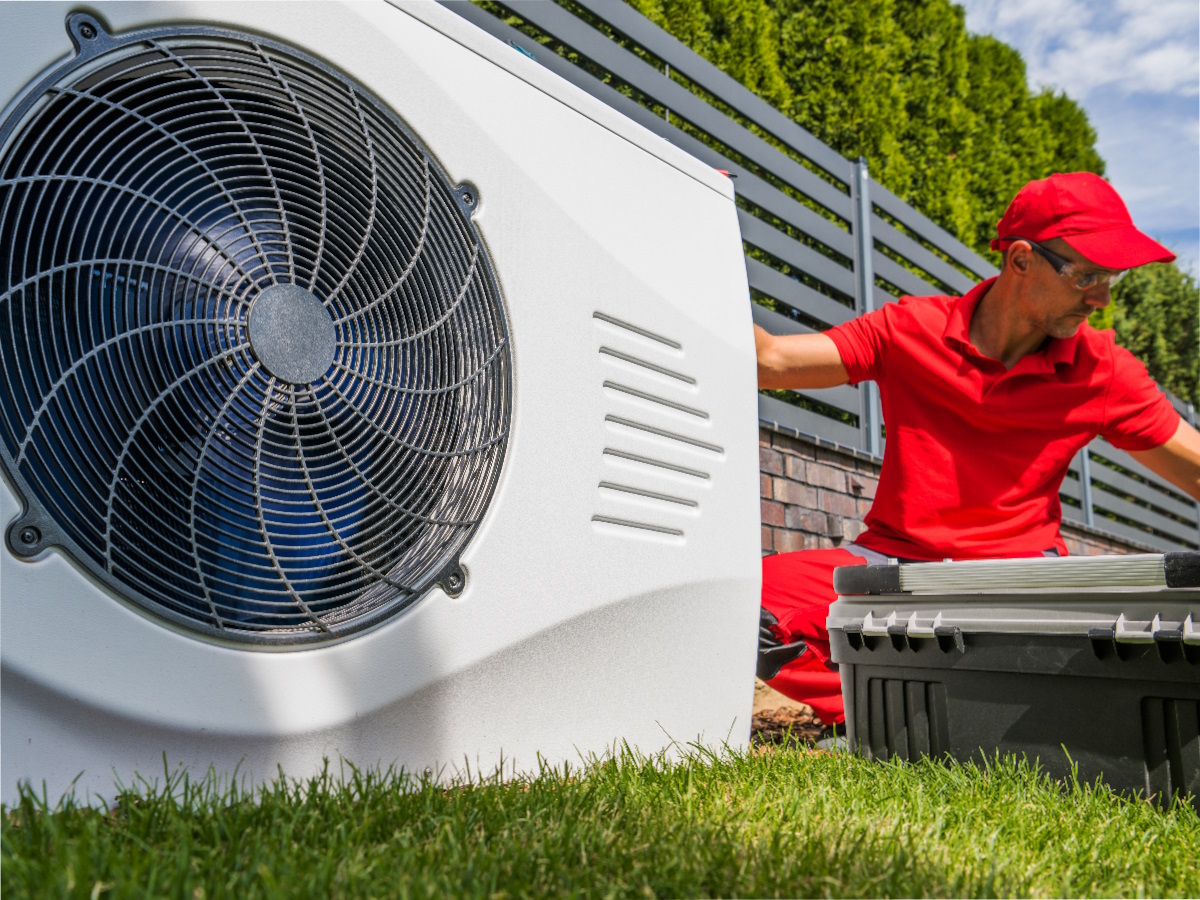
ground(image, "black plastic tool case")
xmin=829 ymin=553 xmax=1200 ymax=809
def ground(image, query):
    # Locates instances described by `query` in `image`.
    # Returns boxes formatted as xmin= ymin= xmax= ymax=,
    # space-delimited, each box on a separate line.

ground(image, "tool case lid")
xmin=828 ymin=552 xmax=1200 ymax=642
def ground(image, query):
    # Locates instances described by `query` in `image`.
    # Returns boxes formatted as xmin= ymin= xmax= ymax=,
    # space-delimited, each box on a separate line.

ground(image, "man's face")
xmin=1023 ymin=238 xmax=1119 ymax=339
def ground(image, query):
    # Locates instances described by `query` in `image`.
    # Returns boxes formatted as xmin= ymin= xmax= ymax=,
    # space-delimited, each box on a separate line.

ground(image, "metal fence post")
xmin=1078 ymin=447 xmax=1096 ymax=528
xmin=850 ymin=156 xmax=881 ymax=457
xmin=664 ymin=63 xmax=670 ymax=123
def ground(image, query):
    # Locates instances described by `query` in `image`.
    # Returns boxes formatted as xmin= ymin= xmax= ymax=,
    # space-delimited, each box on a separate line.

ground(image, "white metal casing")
xmin=0 ymin=1 xmax=761 ymax=804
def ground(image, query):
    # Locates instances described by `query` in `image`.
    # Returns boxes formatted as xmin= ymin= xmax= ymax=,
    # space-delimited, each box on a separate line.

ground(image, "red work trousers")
xmin=760 ymin=548 xmax=867 ymax=725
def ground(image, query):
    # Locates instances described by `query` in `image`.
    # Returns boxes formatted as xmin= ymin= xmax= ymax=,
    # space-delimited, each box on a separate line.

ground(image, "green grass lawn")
xmin=3 ymin=743 xmax=1197 ymax=899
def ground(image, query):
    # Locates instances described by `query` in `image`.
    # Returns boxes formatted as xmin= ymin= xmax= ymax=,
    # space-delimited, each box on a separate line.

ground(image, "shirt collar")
xmin=943 ymin=276 xmax=1080 ymax=372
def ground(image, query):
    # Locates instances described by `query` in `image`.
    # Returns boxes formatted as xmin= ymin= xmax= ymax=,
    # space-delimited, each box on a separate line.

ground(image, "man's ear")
xmin=1006 ymin=241 xmax=1033 ymax=276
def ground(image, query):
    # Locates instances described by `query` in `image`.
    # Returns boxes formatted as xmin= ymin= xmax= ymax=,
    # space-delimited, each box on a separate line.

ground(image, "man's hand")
xmin=755 ymin=325 xmax=850 ymax=390
xmin=1127 ymin=419 xmax=1200 ymax=502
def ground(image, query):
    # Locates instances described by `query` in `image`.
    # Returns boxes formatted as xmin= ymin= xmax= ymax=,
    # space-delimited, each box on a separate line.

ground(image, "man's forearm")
xmin=755 ymin=326 xmax=850 ymax=390
xmin=1127 ymin=419 xmax=1200 ymax=502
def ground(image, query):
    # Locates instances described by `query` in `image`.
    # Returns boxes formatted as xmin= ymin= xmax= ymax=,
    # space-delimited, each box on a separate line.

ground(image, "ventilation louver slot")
xmin=0 ymin=15 xmax=511 ymax=644
xmin=593 ymin=312 xmax=714 ymax=539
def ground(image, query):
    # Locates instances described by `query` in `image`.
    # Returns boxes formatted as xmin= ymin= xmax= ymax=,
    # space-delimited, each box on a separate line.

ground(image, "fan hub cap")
xmin=247 ymin=285 xmax=336 ymax=385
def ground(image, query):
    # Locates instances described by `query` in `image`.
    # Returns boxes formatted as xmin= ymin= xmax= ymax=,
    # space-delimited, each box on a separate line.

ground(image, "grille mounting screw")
xmin=18 ymin=527 xmax=40 ymax=546
xmin=79 ymin=22 xmax=96 ymax=39
xmin=446 ymin=571 xmax=463 ymax=591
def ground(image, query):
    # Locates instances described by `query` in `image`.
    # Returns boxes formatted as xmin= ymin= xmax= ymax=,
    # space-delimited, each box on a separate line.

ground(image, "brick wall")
xmin=1061 ymin=520 xmax=1152 ymax=556
xmin=759 ymin=426 xmax=1153 ymax=558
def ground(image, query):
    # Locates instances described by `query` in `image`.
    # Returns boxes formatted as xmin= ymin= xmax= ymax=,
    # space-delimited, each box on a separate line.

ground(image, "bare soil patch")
xmin=749 ymin=679 xmax=829 ymax=749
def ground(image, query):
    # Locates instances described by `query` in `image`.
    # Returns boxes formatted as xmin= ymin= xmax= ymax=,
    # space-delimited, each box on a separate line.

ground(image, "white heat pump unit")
xmin=0 ymin=1 xmax=760 ymax=804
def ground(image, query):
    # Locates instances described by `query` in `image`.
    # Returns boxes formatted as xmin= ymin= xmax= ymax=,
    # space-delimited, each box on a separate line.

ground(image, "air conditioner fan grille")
xmin=0 ymin=22 xmax=511 ymax=644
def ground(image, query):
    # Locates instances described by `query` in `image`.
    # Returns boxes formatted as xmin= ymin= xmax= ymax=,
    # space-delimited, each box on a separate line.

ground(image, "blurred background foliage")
xmin=626 ymin=0 xmax=1198 ymax=406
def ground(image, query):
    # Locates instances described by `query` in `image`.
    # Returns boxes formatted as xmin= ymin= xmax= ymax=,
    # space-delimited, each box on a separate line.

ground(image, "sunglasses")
xmin=1017 ymin=239 xmax=1128 ymax=291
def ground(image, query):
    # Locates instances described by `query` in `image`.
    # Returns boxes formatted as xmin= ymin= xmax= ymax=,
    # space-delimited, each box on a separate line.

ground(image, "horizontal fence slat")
xmin=1087 ymin=440 xmax=1194 ymax=504
xmin=871 ymin=215 xmax=982 ymax=295
xmin=751 ymin=300 xmax=809 ymax=335
xmin=732 ymin=170 xmax=855 ymax=259
xmin=759 ymin=394 xmax=862 ymax=448
xmin=869 ymin=180 xmax=997 ymax=280
xmin=745 ymin=258 xmax=856 ymax=329
xmin=1168 ymin=394 xmax=1196 ymax=425
xmin=794 ymin=383 xmax=861 ymax=417
xmin=871 ymin=251 xmax=942 ymax=299
xmin=1059 ymin=476 xmax=1083 ymax=502
xmin=567 ymin=0 xmax=857 ymax=183
xmin=872 ymin=285 xmax=898 ymax=309
xmin=738 ymin=210 xmax=856 ymax=298
xmin=1090 ymin=486 xmax=1200 ymax=547
xmin=780 ymin=386 xmax=860 ymax=418
xmin=1083 ymin=508 xmax=1194 ymax=552
xmin=1086 ymin=456 xmax=1198 ymax=522
xmin=1060 ymin=505 xmax=1086 ymax=526
xmin=500 ymin=0 xmax=855 ymax=220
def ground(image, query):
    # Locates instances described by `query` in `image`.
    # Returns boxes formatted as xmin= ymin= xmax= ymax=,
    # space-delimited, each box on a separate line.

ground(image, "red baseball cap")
xmin=991 ymin=172 xmax=1176 ymax=268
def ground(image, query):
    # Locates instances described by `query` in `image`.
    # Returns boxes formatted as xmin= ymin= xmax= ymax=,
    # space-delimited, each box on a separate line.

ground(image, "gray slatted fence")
xmin=444 ymin=0 xmax=1200 ymax=551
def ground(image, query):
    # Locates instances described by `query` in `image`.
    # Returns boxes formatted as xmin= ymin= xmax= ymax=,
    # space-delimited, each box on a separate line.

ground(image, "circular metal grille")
xmin=0 ymin=16 xmax=511 ymax=644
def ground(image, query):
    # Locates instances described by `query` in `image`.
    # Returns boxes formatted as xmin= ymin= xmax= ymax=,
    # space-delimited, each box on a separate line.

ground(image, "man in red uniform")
xmin=754 ymin=172 xmax=1200 ymax=727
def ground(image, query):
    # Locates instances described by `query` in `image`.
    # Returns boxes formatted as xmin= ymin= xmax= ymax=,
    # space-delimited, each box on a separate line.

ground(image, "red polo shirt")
xmin=825 ymin=277 xmax=1180 ymax=560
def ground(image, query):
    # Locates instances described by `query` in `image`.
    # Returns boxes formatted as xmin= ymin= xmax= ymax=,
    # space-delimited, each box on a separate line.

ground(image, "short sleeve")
xmin=1101 ymin=344 xmax=1180 ymax=451
xmin=825 ymin=305 xmax=892 ymax=384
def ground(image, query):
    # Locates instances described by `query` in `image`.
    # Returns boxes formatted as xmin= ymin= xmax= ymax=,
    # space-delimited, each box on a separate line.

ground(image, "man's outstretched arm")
xmin=755 ymin=325 xmax=850 ymax=390
xmin=1127 ymin=419 xmax=1200 ymax=502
